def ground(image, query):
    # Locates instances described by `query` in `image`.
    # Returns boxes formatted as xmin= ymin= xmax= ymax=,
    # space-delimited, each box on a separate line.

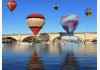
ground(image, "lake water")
xmin=2 ymin=42 xmax=97 ymax=70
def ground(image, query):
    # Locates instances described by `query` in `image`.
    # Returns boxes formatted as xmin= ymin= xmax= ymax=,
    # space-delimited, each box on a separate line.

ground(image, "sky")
xmin=2 ymin=0 xmax=97 ymax=34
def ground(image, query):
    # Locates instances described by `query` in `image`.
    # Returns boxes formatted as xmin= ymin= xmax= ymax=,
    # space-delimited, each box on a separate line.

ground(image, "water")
xmin=2 ymin=42 xmax=97 ymax=70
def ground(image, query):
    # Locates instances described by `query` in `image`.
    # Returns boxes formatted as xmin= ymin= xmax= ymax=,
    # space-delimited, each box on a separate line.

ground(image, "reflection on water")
xmin=2 ymin=42 xmax=97 ymax=70
xmin=62 ymin=51 xmax=79 ymax=70
xmin=27 ymin=51 xmax=44 ymax=70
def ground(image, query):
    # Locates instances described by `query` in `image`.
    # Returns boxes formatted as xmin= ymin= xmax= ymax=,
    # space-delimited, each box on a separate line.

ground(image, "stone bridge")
xmin=2 ymin=32 xmax=97 ymax=43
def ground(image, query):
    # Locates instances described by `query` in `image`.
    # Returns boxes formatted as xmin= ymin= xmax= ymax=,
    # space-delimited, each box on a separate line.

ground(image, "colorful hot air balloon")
xmin=85 ymin=8 xmax=92 ymax=17
xmin=6 ymin=0 xmax=17 ymax=12
xmin=61 ymin=14 xmax=79 ymax=33
xmin=26 ymin=13 xmax=45 ymax=36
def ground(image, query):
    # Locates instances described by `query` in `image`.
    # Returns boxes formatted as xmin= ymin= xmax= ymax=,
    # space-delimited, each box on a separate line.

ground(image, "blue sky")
xmin=2 ymin=0 xmax=97 ymax=34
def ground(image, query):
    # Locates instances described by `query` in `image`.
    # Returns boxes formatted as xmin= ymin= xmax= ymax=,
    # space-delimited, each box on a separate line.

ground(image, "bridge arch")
xmin=52 ymin=37 xmax=62 ymax=42
xmin=91 ymin=37 xmax=97 ymax=42
xmin=2 ymin=37 xmax=17 ymax=43
xmin=52 ymin=36 xmax=84 ymax=43
xmin=22 ymin=36 xmax=36 ymax=43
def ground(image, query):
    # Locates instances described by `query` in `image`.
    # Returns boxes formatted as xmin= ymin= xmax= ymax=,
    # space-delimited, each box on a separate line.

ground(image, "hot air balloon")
xmin=61 ymin=14 xmax=79 ymax=33
xmin=85 ymin=8 xmax=92 ymax=17
xmin=53 ymin=3 xmax=59 ymax=10
xmin=6 ymin=0 xmax=17 ymax=12
xmin=26 ymin=13 xmax=45 ymax=36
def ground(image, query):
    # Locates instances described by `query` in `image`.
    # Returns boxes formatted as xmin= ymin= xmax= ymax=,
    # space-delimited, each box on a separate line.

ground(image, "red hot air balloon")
xmin=26 ymin=13 xmax=45 ymax=36
xmin=6 ymin=0 xmax=17 ymax=12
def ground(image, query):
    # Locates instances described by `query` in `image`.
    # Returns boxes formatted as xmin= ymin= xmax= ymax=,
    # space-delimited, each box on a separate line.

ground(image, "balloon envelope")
xmin=85 ymin=8 xmax=92 ymax=17
xmin=61 ymin=14 xmax=79 ymax=33
xmin=6 ymin=0 xmax=17 ymax=12
xmin=53 ymin=3 xmax=59 ymax=10
xmin=26 ymin=13 xmax=45 ymax=35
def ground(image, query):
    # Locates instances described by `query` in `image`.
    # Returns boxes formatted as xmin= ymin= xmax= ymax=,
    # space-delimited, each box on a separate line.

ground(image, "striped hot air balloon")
xmin=26 ymin=13 xmax=45 ymax=36
xmin=61 ymin=14 xmax=79 ymax=33
xmin=6 ymin=0 xmax=17 ymax=12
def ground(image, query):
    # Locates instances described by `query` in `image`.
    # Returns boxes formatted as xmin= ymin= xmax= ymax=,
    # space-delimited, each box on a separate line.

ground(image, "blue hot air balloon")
xmin=61 ymin=14 xmax=79 ymax=33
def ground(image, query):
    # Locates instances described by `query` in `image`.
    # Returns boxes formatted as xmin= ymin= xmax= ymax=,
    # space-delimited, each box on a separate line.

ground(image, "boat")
xmin=20 ymin=42 xmax=33 ymax=46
